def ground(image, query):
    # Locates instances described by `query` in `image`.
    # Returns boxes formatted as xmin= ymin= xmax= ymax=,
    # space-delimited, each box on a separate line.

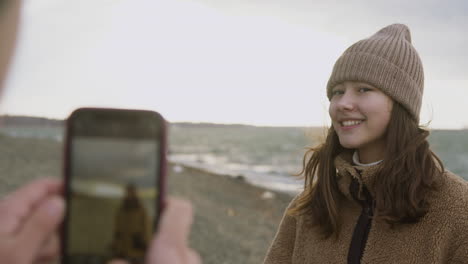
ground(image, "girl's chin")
xmin=338 ymin=140 xmax=362 ymax=149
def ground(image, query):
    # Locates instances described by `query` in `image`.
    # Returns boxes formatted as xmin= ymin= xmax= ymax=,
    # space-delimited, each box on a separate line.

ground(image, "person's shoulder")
xmin=283 ymin=191 xmax=308 ymax=218
xmin=283 ymin=192 xmax=302 ymax=211
xmin=439 ymin=170 xmax=468 ymax=242
xmin=430 ymin=170 xmax=468 ymax=217
xmin=440 ymin=170 xmax=468 ymax=200
xmin=284 ymin=191 xmax=320 ymax=225
xmin=290 ymin=190 xmax=313 ymax=206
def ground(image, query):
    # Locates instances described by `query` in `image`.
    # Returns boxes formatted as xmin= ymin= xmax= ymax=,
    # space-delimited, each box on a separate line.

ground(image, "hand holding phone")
xmin=61 ymin=108 xmax=167 ymax=264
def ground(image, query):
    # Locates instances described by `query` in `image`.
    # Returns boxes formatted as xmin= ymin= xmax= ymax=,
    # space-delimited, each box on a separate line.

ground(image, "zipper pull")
xmin=365 ymin=205 xmax=374 ymax=217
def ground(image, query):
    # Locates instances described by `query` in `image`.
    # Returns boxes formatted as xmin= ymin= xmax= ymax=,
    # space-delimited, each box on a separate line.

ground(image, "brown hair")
xmin=289 ymin=102 xmax=445 ymax=239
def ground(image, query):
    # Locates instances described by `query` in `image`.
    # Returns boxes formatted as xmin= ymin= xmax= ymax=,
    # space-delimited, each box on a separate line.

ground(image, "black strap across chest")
xmin=347 ymin=175 xmax=374 ymax=264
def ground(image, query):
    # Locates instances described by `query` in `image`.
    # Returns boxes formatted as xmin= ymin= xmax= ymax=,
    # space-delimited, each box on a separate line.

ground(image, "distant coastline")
xmin=0 ymin=114 xmax=465 ymax=131
xmin=0 ymin=115 xmax=63 ymax=127
xmin=1 ymin=115 xmax=466 ymax=189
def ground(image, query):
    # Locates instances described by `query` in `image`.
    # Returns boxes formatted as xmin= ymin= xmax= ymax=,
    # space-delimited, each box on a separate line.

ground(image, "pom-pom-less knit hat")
xmin=326 ymin=24 xmax=424 ymax=122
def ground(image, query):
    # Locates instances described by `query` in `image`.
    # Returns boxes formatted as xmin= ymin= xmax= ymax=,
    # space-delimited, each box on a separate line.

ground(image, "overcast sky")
xmin=1 ymin=0 xmax=467 ymax=128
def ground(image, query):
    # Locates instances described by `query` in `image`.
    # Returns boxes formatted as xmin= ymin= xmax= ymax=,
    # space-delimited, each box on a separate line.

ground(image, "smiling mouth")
xmin=341 ymin=120 xmax=364 ymax=127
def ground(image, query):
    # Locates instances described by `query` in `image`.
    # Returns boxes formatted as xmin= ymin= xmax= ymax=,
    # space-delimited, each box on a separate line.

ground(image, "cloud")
xmin=193 ymin=0 xmax=468 ymax=80
xmin=2 ymin=0 xmax=466 ymax=128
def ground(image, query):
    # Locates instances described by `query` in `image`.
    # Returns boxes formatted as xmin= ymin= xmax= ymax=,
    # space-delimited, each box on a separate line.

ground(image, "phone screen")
xmin=63 ymin=109 xmax=164 ymax=264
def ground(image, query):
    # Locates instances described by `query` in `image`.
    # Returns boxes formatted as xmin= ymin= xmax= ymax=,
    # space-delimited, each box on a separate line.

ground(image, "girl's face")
xmin=329 ymin=81 xmax=393 ymax=159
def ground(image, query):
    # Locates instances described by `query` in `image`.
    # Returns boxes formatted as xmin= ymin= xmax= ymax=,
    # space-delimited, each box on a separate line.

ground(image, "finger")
xmin=187 ymin=248 xmax=202 ymax=264
xmin=156 ymin=198 xmax=194 ymax=244
xmin=3 ymin=178 xmax=62 ymax=202
xmin=146 ymin=198 xmax=194 ymax=263
xmin=15 ymin=196 xmax=65 ymax=263
xmin=35 ymin=233 xmax=60 ymax=262
xmin=0 ymin=178 xmax=63 ymax=235
xmin=107 ymin=259 xmax=130 ymax=264
xmin=147 ymin=239 xmax=201 ymax=264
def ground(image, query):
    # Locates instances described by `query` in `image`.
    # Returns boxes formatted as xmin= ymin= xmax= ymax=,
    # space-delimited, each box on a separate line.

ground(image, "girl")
xmin=264 ymin=24 xmax=468 ymax=264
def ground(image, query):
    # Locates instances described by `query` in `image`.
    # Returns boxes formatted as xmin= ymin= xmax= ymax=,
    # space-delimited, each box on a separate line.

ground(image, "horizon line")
xmin=0 ymin=114 xmax=466 ymax=131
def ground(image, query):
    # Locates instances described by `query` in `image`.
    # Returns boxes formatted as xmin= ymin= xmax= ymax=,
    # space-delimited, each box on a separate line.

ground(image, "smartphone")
xmin=61 ymin=108 xmax=167 ymax=264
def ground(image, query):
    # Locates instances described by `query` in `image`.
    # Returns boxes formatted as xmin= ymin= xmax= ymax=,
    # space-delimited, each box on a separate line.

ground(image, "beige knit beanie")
xmin=326 ymin=24 xmax=424 ymax=122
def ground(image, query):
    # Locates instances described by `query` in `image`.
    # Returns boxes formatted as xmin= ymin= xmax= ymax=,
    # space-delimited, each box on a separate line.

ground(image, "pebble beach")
xmin=0 ymin=136 xmax=295 ymax=264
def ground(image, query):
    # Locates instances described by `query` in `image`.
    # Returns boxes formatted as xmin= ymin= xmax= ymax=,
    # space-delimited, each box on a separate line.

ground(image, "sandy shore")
xmin=0 ymin=136 xmax=295 ymax=264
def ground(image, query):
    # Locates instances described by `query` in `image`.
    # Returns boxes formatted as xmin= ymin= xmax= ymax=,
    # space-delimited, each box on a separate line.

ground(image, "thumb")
xmin=16 ymin=196 xmax=65 ymax=261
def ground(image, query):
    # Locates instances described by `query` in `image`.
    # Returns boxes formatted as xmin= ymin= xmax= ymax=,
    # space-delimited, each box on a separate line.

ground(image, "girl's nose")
xmin=336 ymin=92 xmax=356 ymax=111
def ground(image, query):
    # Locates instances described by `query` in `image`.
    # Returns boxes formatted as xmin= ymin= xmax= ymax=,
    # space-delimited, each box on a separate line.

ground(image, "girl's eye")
xmin=331 ymin=90 xmax=344 ymax=96
xmin=359 ymin=87 xmax=372 ymax=93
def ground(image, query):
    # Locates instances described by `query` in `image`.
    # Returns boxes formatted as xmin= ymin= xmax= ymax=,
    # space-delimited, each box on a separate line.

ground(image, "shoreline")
xmin=169 ymin=159 xmax=304 ymax=196
xmin=167 ymin=161 xmax=294 ymax=263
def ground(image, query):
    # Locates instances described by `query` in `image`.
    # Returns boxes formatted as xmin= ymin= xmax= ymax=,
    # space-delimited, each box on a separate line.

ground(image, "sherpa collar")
xmin=334 ymin=150 xmax=382 ymax=201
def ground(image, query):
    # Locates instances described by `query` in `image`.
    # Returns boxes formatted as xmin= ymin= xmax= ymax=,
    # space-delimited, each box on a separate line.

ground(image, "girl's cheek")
xmin=328 ymin=105 xmax=335 ymax=118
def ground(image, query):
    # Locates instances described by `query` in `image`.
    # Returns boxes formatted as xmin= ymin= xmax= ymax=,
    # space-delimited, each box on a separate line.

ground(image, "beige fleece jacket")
xmin=264 ymin=152 xmax=468 ymax=264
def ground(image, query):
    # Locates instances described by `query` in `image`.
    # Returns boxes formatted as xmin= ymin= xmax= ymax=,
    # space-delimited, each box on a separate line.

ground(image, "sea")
xmin=1 ymin=123 xmax=467 ymax=195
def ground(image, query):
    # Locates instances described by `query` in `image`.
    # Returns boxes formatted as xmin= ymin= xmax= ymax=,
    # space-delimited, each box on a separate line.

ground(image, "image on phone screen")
xmin=63 ymin=112 xmax=162 ymax=264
